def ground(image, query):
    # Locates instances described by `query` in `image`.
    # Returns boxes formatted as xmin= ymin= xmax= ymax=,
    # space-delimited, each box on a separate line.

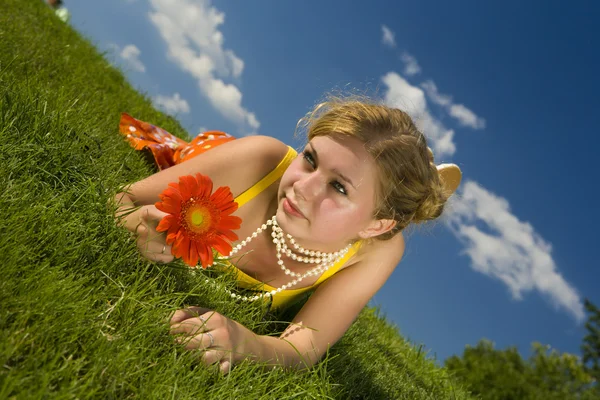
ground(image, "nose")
xmin=293 ymin=171 xmax=325 ymax=202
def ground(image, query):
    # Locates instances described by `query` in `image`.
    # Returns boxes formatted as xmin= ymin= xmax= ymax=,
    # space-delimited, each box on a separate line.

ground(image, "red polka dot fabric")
xmin=119 ymin=113 xmax=236 ymax=170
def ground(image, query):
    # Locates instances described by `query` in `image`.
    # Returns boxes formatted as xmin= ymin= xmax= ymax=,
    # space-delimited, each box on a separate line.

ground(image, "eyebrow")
xmin=308 ymin=143 xmax=357 ymax=190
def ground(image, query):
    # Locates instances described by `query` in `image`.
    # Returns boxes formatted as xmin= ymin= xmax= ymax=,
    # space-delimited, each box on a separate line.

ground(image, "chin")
xmin=276 ymin=207 xmax=305 ymax=237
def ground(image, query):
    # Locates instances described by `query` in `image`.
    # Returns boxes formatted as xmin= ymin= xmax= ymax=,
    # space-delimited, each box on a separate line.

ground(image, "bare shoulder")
xmin=350 ymin=232 xmax=405 ymax=276
xmin=125 ymin=135 xmax=290 ymax=206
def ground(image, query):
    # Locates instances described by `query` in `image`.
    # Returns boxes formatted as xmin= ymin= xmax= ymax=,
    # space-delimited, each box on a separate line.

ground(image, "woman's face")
xmin=276 ymin=134 xmax=383 ymax=252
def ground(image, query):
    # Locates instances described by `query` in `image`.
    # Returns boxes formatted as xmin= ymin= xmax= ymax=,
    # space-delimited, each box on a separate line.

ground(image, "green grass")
xmin=0 ymin=1 xmax=475 ymax=398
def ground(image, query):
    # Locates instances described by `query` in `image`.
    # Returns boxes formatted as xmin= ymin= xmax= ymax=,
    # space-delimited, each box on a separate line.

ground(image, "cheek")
xmin=280 ymin=160 xmax=303 ymax=185
xmin=333 ymin=199 xmax=374 ymax=228
xmin=317 ymin=199 xmax=359 ymax=223
xmin=278 ymin=170 xmax=296 ymax=195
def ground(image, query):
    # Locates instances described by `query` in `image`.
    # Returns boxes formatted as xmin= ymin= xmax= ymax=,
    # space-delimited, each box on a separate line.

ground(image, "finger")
xmin=219 ymin=359 xmax=232 ymax=375
xmin=182 ymin=332 xmax=214 ymax=351
xmin=201 ymin=348 xmax=226 ymax=366
xmin=170 ymin=307 xmax=209 ymax=325
xmin=137 ymin=238 xmax=173 ymax=263
xmin=134 ymin=218 xmax=146 ymax=235
xmin=170 ymin=318 xmax=206 ymax=336
xmin=144 ymin=206 xmax=169 ymax=226
xmin=137 ymin=245 xmax=173 ymax=264
xmin=154 ymin=243 xmax=174 ymax=264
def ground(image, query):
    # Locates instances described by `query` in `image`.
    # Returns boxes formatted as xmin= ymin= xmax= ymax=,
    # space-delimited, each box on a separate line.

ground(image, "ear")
xmin=358 ymin=218 xmax=397 ymax=239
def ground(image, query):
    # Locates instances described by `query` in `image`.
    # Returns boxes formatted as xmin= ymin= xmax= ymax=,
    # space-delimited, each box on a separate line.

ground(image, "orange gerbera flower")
xmin=155 ymin=173 xmax=242 ymax=268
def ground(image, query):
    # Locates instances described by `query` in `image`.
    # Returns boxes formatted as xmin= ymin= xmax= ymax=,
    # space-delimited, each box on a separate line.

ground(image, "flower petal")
xmin=197 ymin=242 xmax=212 ymax=269
xmin=172 ymin=231 xmax=186 ymax=258
xmin=215 ymin=227 xmax=239 ymax=242
xmin=218 ymin=215 xmax=242 ymax=230
xmin=178 ymin=176 xmax=194 ymax=200
xmin=210 ymin=187 xmax=235 ymax=210
xmin=187 ymin=239 xmax=199 ymax=267
xmin=210 ymin=234 xmax=233 ymax=256
xmin=187 ymin=175 xmax=200 ymax=198
xmin=167 ymin=220 xmax=181 ymax=237
xmin=206 ymin=246 xmax=214 ymax=268
xmin=156 ymin=214 xmax=177 ymax=232
xmin=156 ymin=195 xmax=181 ymax=215
xmin=179 ymin=236 xmax=192 ymax=266
xmin=166 ymin=231 xmax=179 ymax=244
xmin=196 ymin=173 xmax=213 ymax=199
xmin=160 ymin=186 xmax=182 ymax=202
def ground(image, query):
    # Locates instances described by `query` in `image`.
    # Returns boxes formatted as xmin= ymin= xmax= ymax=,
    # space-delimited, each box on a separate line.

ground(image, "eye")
xmin=331 ymin=181 xmax=348 ymax=196
xmin=302 ymin=150 xmax=316 ymax=169
xmin=302 ymin=150 xmax=348 ymax=196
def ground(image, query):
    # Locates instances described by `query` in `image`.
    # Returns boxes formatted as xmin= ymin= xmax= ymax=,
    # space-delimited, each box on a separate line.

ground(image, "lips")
xmin=285 ymin=196 xmax=306 ymax=218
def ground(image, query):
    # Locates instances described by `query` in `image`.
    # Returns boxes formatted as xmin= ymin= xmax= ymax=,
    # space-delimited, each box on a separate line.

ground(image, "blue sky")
xmin=63 ymin=0 xmax=599 ymax=363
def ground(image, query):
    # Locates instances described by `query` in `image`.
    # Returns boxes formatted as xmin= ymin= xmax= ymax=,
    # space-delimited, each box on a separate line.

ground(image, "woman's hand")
xmin=169 ymin=307 xmax=255 ymax=374
xmin=120 ymin=203 xmax=174 ymax=263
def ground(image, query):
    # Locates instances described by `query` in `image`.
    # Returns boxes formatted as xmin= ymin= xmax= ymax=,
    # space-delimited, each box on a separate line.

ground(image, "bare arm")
xmin=112 ymin=135 xmax=290 ymax=262
xmin=169 ymin=236 xmax=404 ymax=372
xmin=246 ymin=235 xmax=406 ymax=369
xmin=114 ymin=135 xmax=290 ymax=208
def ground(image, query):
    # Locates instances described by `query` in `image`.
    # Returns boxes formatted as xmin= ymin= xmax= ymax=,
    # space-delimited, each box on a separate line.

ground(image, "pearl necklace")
xmin=207 ymin=215 xmax=351 ymax=302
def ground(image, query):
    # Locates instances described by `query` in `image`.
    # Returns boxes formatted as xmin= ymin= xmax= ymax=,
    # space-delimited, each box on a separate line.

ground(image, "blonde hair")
xmin=296 ymin=96 xmax=451 ymax=241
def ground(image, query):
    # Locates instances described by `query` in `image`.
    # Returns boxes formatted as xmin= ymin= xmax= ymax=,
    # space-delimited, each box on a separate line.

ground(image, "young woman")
xmin=114 ymin=97 xmax=462 ymax=373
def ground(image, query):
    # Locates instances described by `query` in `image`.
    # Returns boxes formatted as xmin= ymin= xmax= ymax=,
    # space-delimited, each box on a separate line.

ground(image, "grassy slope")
xmin=0 ymin=1 xmax=474 ymax=399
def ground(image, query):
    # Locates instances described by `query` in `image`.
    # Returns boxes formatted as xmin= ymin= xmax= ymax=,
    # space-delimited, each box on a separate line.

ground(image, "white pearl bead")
xmin=224 ymin=213 xmax=350 ymax=302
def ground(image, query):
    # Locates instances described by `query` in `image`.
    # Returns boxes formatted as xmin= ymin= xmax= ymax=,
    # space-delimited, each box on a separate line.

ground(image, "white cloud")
xmin=148 ymin=0 xmax=259 ymax=133
xmin=381 ymin=25 xmax=396 ymax=48
xmin=446 ymin=181 xmax=585 ymax=322
xmin=449 ymin=104 xmax=486 ymax=129
xmin=119 ymin=44 xmax=146 ymax=73
xmin=421 ymin=80 xmax=451 ymax=107
xmin=400 ymin=52 xmax=421 ymax=76
xmin=153 ymin=93 xmax=190 ymax=114
xmin=421 ymin=80 xmax=486 ymax=129
xmin=379 ymin=37 xmax=579 ymax=322
xmin=382 ymin=72 xmax=456 ymax=158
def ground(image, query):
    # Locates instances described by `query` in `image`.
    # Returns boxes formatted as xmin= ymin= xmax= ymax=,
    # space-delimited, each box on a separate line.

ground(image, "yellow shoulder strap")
xmin=314 ymin=241 xmax=363 ymax=285
xmin=234 ymin=146 xmax=297 ymax=208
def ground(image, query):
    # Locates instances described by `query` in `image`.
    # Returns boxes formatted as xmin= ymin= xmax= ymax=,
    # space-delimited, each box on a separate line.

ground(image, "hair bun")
xmin=413 ymin=164 xmax=462 ymax=223
xmin=437 ymin=164 xmax=462 ymax=196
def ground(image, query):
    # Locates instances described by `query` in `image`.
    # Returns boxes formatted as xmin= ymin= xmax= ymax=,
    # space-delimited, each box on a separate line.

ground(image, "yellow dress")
xmin=220 ymin=146 xmax=363 ymax=310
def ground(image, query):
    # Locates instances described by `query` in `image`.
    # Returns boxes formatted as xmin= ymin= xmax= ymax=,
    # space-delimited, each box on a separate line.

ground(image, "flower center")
xmin=181 ymin=200 xmax=217 ymax=238
xmin=191 ymin=210 xmax=205 ymax=226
